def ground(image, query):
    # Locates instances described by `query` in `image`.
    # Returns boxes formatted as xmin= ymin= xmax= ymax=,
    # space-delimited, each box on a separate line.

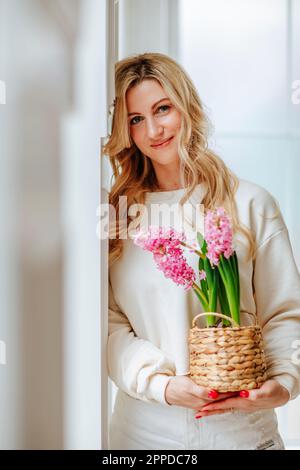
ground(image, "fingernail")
xmin=239 ymin=390 xmax=249 ymax=398
xmin=208 ymin=389 xmax=219 ymax=399
xmin=195 ymin=415 xmax=202 ymax=419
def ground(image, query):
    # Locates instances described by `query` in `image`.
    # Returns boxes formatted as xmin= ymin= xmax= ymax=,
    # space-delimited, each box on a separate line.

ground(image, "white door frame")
xmin=100 ymin=0 xmax=119 ymax=451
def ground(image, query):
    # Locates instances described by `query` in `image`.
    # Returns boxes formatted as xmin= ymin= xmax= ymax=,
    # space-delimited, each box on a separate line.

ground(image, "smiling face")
xmin=126 ymin=79 xmax=182 ymax=168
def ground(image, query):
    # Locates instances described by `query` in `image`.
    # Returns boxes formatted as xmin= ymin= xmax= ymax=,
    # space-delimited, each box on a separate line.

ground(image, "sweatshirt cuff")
xmin=268 ymin=373 xmax=299 ymax=401
xmin=148 ymin=374 xmax=174 ymax=405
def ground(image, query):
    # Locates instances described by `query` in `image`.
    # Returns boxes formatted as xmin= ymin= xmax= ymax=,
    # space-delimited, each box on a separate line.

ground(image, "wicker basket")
xmin=188 ymin=312 xmax=267 ymax=392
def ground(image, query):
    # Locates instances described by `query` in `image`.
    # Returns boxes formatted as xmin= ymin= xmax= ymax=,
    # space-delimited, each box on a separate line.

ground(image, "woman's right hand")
xmin=165 ymin=375 xmax=239 ymax=410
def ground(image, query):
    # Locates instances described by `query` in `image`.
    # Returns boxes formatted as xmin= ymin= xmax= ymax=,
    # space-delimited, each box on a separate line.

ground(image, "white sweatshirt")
xmin=107 ymin=178 xmax=300 ymax=405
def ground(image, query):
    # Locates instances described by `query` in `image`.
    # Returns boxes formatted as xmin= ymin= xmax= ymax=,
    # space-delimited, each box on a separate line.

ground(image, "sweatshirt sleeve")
xmin=252 ymin=227 xmax=300 ymax=400
xmin=106 ymin=277 xmax=176 ymax=405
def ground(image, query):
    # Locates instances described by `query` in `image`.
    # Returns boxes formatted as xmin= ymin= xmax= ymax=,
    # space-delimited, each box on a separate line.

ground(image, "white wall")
xmin=118 ymin=0 xmax=179 ymax=59
xmin=62 ymin=0 xmax=107 ymax=450
xmin=0 ymin=0 xmax=23 ymax=449
xmin=0 ymin=0 xmax=107 ymax=449
xmin=0 ymin=0 xmax=79 ymax=449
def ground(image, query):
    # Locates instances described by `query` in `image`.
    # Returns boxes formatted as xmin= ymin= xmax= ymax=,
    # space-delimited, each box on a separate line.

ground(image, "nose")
xmin=145 ymin=116 xmax=164 ymax=140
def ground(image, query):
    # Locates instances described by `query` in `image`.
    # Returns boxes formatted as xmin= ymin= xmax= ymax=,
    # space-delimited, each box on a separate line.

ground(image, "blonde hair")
xmin=102 ymin=52 xmax=257 ymax=267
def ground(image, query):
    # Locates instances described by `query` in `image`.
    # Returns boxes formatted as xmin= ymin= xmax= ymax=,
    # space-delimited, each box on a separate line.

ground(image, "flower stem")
xmin=192 ymin=283 xmax=216 ymax=327
xmin=180 ymin=241 xmax=205 ymax=259
xmin=192 ymin=282 xmax=209 ymax=312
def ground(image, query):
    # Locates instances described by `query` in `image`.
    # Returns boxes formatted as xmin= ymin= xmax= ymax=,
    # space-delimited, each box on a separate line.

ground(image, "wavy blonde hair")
xmin=102 ymin=52 xmax=257 ymax=267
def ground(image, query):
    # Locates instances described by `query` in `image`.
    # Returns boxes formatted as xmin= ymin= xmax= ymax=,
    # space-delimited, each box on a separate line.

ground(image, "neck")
xmin=152 ymin=161 xmax=182 ymax=191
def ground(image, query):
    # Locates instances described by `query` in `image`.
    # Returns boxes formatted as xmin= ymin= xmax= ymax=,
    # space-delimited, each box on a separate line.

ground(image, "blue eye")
xmin=158 ymin=105 xmax=170 ymax=112
xmin=130 ymin=104 xmax=170 ymax=126
xmin=130 ymin=116 xmax=142 ymax=125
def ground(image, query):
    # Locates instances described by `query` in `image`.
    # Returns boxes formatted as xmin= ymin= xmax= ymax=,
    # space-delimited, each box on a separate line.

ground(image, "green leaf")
xmin=232 ymin=252 xmax=240 ymax=311
xmin=198 ymin=257 xmax=208 ymax=299
xmin=198 ymin=256 xmax=204 ymax=271
xmin=209 ymin=269 xmax=218 ymax=312
xmin=192 ymin=286 xmax=209 ymax=312
xmin=196 ymin=232 xmax=204 ymax=250
xmin=219 ymin=255 xmax=240 ymax=325
xmin=203 ymin=257 xmax=213 ymax=288
xmin=218 ymin=272 xmax=232 ymax=327
xmin=200 ymin=256 xmax=217 ymax=326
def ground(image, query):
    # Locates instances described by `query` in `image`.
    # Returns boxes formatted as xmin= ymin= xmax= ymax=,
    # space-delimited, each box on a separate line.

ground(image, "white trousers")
xmin=108 ymin=388 xmax=285 ymax=450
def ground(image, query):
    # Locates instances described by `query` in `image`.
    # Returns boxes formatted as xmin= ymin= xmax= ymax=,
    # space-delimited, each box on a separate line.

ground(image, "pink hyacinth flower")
xmin=204 ymin=207 xmax=234 ymax=266
xmin=133 ymin=226 xmax=196 ymax=290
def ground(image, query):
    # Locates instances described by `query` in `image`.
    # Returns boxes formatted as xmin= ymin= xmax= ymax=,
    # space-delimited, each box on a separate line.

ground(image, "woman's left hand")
xmin=194 ymin=380 xmax=290 ymax=419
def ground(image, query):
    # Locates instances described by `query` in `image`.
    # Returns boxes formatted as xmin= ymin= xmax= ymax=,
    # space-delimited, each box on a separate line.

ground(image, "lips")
xmin=151 ymin=136 xmax=174 ymax=148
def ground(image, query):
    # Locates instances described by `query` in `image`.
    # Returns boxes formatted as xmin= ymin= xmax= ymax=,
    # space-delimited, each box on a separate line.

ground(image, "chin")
xmin=151 ymin=154 xmax=179 ymax=164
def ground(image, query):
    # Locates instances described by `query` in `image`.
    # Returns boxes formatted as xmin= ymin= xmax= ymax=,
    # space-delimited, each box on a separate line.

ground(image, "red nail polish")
xmin=208 ymin=389 xmax=219 ymax=399
xmin=239 ymin=390 xmax=249 ymax=398
xmin=195 ymin=415 xmax=202 ymax=419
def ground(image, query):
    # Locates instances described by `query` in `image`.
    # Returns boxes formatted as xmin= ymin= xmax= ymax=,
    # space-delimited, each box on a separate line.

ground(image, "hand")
xmin=194 ymin=379 xmax=290 ymax=418
xmin=165 ymin=375 xmax=240 ymax=410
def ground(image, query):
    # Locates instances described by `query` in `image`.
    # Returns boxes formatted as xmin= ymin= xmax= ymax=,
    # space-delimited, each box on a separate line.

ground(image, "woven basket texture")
xmin=188 ymin=312 xmax=267 ymax=392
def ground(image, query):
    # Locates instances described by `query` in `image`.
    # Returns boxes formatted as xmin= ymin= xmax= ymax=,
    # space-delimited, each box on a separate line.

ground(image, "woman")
xmin=102 ymin=52 xmax=300 ymax=450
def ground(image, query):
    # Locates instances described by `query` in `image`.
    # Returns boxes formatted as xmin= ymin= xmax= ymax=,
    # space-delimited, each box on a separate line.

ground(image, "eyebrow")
xmin=127 ymin=97 xmax=170 ymax=117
